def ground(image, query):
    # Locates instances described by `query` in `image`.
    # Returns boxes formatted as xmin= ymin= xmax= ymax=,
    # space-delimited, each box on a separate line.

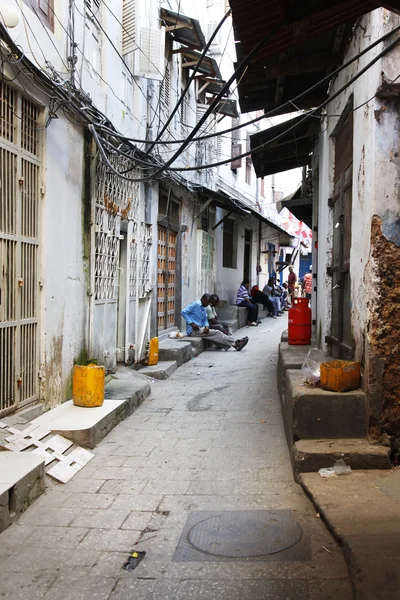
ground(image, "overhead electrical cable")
xmin=88 ymin=31 xmax=400 ymax=180
xmin=167 ymin=33 xmax=400 ymax=171
xmin=145 ymin=8 xmax=232 ymax=155
xmin=91 ymin=21 xmax=400 ymax=148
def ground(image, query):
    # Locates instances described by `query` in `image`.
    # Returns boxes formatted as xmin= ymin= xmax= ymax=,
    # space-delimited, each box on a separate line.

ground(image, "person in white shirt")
xmin=206 ymin=294 xmax=229 ymax=334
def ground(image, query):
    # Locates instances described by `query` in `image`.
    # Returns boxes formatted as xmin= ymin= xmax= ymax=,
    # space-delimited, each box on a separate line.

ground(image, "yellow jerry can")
xmin=72 ymin=364 xmax=105 ymax=407
xmin=147 ymin=337 xmax=159 ymax=366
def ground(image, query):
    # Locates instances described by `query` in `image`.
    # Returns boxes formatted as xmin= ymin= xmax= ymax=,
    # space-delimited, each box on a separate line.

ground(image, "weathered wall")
xmin=367 ymin=216 xmax=400 ymax=436
xmin=43 ymin=117 xmax=88 ymax=407
xmin=316 ymin=8 xmax=400 ymax=433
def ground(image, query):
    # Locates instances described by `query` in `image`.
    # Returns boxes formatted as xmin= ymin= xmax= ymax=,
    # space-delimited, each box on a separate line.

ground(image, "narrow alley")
xmin=0 ymin=320 xmax=352 ymax=600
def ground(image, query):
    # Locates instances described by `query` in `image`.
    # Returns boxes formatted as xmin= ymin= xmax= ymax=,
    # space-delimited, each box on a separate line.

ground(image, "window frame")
xmin=22 ymin=0 xmax=54 ymax=31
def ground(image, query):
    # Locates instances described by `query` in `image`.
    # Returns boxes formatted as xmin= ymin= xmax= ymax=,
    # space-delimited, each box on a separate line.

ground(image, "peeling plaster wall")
xmin=43 ymin=117 xmax=88 ymax=407
xmin=316 ymin=9 xmax=400 ymax=431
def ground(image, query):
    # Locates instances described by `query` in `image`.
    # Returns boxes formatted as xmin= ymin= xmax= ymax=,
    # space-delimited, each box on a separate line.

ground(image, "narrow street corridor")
xmin=0 ymin=320 xmax=352 ymax=599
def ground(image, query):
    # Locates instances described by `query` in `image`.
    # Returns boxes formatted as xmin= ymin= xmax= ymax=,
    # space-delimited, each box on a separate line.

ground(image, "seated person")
xmin=206 ymin=294 xmax=229 ymax=335
xmin=250 ymin=285 xmax=276 ymax=318
xmin=181 ymin=294 xmax=248 ymax=351
xmin=236 ymin=279 xmax=259 ymax=326
xmin=262 ymin=278 xmax=283 ymax=316
xmin=271 ymin=277 xmax=289 ymax=310
xmin=280 ymin=282 xmax=290 ymax=310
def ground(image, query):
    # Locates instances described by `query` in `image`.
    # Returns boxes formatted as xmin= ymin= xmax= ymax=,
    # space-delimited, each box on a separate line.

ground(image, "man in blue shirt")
xmin=181 ymin=294 xmax=248 ymax=351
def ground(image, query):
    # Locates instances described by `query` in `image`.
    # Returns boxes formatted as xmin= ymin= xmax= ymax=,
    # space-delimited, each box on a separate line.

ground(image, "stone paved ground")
xmin=0 ymin=319 xmax=353 ymax=599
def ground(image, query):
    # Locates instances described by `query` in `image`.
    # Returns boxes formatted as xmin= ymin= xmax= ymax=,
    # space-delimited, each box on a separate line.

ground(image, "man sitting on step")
xmin=206 ymin=294 xmax=230 ymax=335
xmin=181 ymin=294 xmax=248 ymax=351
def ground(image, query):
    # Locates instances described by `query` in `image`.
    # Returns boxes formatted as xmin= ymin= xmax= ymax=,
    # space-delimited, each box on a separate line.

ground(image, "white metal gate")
xmin=93 ymin=154 xmax=152 ymax=368
xmin=0 ymin=82 xmax=41 ymax=415
xmin=197 ymin=229 xmax=215 ymax=296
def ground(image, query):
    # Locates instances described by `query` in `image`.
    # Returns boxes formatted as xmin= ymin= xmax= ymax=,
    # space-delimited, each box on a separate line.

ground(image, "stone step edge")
xmin=293 ymin=438 xmax=391 ymax=475
xmin=139 ymin=361 xmax=178 ymax=380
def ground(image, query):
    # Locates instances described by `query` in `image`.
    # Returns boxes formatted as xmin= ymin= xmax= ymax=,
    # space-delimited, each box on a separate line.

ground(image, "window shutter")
xmin=231 ymin=144 xmax=242 ymax=169
xmin=122 ymin=0 xmax=136 ymax=56
xmin=160 ymin=65 xmax=171 ymax=110
xmin=135 ymin=27 xmax=165 ymax=80
xmin=196 ymin=103 xmax=212 ymax=136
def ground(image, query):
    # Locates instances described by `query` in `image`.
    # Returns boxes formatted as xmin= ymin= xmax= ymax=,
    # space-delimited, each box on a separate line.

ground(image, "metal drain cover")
xmin=187 ymin=511 xmax=303 ymax=558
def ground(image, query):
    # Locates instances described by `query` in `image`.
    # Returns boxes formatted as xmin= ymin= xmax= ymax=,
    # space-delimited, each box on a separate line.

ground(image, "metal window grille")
xmin=0 ymin=81 xmax=40 ymax=415
xmin=201 ymin=231 xmax=214 ymax=271
xmin=129 ymin=221 xmax=152 ymax=299
xmin=94 ymin=207 xmax=119 ymax=301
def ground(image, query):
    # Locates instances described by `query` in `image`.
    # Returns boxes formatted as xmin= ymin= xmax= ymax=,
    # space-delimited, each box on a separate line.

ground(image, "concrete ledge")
xmin=159 ymin=339 xmax=193 ymax=366
xmin=286 ymin=369 xmax=367 ymax=441
xmin=31 ymin=372 xmax=151 ymax=449
xmin=278 ymin=342 xmax=312 ymax=397
xmin=178 ymin=336 xmax=206 ymax=357
xmin=300 ymin=470 xmax=400 ymax=599
xmin=0 ymin=452 xmax=45 ymax=533
xmin=216 ymin=303 xmax=248 ymax=329
xmin=281 ymin=330 xmax=288 ymax=342
xmin=140 ymin=361 xmax=178 ymax=380
xmin=294 ymin=439 xmax=391 ymax=473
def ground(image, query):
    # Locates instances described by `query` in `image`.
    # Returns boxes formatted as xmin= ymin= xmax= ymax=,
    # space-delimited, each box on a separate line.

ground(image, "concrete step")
xmin=29 ymin=369 xmax=151 ymax=448
xmin=285 ymin=369 xmax=367 ymax=442
xmin=293 ymin=439 xmax=391 ymax=474
xmin=159 ymin=338 xmax=193 ymax=365
xmin=0 ymin=452 xmax=45 ymax=533
xmin=140 ymin=361 xmax=178 ymax=380
xmin=278 ymin=342 xmax=316 ymax=397
xmin=177 ymin=336 xmax=206 ymax=356
xmin=216 ymin=302 xmax=248 ymax=329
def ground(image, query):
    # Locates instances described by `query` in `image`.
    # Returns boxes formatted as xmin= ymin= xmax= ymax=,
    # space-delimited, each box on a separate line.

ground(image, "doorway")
xmin=243 ymin=228 xmax=252 ymax=282
xmin=157 ymin=194 xmax=180 ymax=332
xmin=329 ymin=110 xmax=353 ymax=358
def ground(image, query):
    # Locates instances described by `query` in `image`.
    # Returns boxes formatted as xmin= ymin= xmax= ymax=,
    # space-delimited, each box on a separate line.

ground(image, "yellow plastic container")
xmin=147 ymin=337 xmax=159 ymax=366
xmin=72 ymin=364 xmax=105 ymax=407
xmin=320 ymin=360 xmax=361 ymax=393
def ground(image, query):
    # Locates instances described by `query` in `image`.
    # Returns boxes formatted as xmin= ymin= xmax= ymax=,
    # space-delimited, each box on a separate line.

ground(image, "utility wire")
xmin=92 ymin=21 xmax=400 ymax=148
xmin=89 ymin=32 xmax=400 ymax=180
xmin=122 ymin=0 xmax=324 ymax=177
xmin=145 ymin=9 xmax=231 ymax=155
xmin=167 ymin=34 xmax=400 ymax=172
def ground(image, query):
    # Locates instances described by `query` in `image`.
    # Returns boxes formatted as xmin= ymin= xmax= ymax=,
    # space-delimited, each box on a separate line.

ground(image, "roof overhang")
xmin=181 ymin=49 xmax=222 ymax=79
xmin=278 ymin=187 xmax=313 ymax=228
xmin=230 ymin=0 xmax=400 ymax=114
xmin=250 ymin=113 xmax=320 ymax=178
xmin=160 ymin=8 xmax=206 ymax=51
xmin=209 ymin=98 xmax=239 ymax=118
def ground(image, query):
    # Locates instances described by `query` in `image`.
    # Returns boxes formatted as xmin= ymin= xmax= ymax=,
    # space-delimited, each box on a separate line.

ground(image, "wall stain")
xmin=368 ymin=216 xmax=400 ymax=437
xmin=45 ymin=334 xmax=64 ymax=408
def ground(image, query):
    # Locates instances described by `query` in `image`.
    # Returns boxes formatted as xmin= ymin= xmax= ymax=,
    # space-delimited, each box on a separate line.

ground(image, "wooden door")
xmin=329 ymin=112 xmax=353 ymax=358
xmin=157 ymin=227 xmax=177 ymax=331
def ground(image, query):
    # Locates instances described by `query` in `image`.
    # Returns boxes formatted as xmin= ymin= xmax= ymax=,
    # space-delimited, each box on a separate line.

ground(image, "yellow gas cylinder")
xmin=72 ymin=364 xmax=105 ymax=407
xmin=147 ymin=337 xmax=159 ymax=366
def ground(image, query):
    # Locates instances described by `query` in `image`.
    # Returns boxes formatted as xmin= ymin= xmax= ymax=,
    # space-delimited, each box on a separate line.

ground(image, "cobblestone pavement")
xmin=0 ymin=319 xmax=353 ymax=599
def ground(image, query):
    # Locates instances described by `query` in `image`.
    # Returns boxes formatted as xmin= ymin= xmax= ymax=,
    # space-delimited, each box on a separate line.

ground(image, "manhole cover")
xmin=187 ymin=511 xmax=303 ymax=558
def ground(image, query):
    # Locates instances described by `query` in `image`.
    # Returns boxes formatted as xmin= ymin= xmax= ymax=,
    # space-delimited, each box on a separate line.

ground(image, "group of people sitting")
xmin=236 ymin=277 xmax=290 ymax=325
xmin=180 ymin=275 xmax=292 ymax=352
xmin=181 ymin=294 xmax=249 ymax=352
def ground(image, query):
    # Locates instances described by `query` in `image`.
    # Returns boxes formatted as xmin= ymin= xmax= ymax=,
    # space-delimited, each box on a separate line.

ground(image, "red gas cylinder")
xmin=288 ymin=297 xmax=311 ymax=345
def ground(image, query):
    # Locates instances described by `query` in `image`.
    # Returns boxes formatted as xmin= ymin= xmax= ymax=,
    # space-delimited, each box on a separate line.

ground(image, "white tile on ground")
xmin=44 ymin=434 xmax=73 ymax=454
xmin=47 ymin=462 xmax=82 ymax=484
xmin=32 ymin=447 xmax=57 ymax=466
xmin=67 ymin=447 xmax=94 ymax=467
